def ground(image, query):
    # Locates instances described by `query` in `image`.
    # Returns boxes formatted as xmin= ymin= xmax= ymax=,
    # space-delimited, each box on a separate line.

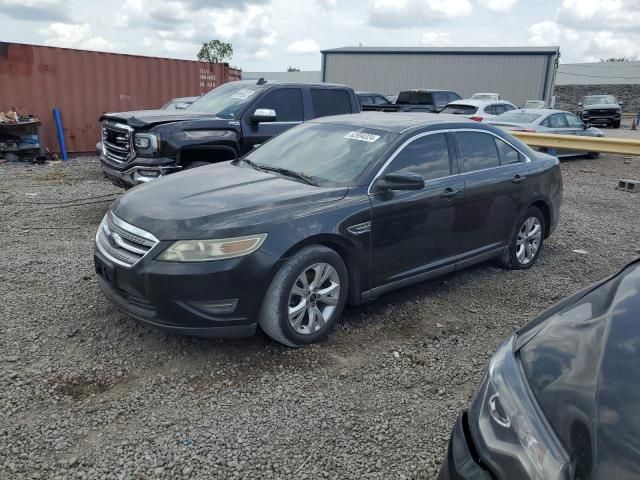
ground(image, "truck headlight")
xmin=157 ymin=234 xmax=267 ymax=262
xmin=133 ymin=134 xmax=158 ymax=154
xmin=469 ymin=336 xmax=571 ymax=480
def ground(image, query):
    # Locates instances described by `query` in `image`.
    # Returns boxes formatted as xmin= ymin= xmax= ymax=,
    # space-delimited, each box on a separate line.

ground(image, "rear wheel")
xmin=500 ymin=206 xmax=545 ymax=270
xmin=587 ymin=152 xmax=600 ymax=159
xmin=259 ymin=246 xmax=348 ymax=347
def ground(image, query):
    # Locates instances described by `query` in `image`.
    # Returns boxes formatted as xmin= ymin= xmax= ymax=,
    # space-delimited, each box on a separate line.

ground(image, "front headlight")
xmin=469 ymin=337 xmax=570 ymax=480
xmin=134 ymin=134 xmax=159 ymax=154
xmin=157 ymin=234 xmax=267 ymax=262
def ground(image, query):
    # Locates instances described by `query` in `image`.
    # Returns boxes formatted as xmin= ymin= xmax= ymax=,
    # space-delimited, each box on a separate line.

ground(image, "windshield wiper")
xmin=257 ymin=166 xmax=317 ymax=186
xmin=238 ymin=158 xmax=261 ymax=170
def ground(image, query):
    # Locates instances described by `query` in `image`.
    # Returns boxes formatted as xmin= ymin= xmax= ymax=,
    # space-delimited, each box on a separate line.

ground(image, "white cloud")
xmin=40 ymin=22 xmax=121 ymax=51
xmin=557 ymin=0 xmax=640 ymax=32
xmin=421 ymin=32 xmax=453 ymax=46
xmin=477 ymin=0 xmax=517 ymax=11
xmin=369 ymin=0 xmax=472 ymax=28
xmin=287 ymin=39 xmax=320 ymax=54
xmin=0 ymin=0 xmax=71 ymax=22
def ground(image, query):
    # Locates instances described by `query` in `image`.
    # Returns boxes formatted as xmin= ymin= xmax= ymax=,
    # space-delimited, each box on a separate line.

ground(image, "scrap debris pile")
xmin=0 ymin=108 xmax=52 ymax=165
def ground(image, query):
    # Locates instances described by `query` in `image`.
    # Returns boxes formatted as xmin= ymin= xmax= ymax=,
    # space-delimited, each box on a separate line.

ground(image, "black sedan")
xmin=94 ymin=112 xmax=562 ymax=347
xmin=438 ymin=259 xmax=640 ymax=480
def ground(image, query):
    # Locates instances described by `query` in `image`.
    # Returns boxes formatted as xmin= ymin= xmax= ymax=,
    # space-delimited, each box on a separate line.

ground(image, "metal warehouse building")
xmin=321 ymin=46 xmax=560 ymax=107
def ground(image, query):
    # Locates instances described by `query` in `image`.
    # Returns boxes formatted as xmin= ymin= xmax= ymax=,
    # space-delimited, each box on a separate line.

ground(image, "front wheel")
xmin=587 ymin=152 xmax=600 ymax=159
xmin=500 ymin=207 xmax=545 ymax=270
xmin=259 ymin=246 xmax=348 ymax=347
xmin=613 ymin=120 xmax=621 ymax=129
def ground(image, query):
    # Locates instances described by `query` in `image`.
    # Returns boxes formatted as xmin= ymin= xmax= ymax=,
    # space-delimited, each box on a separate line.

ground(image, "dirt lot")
xmin=1 ymin=134 xmax=639 ymax=479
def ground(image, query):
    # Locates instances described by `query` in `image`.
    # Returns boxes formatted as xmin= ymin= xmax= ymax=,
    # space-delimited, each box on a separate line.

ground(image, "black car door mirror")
xmin=375 ymin=172 xmax=425 ymax=192
xmin=584 ymin=122 xmax=591 ymax=129
xmin=578 ymin=101 xmax=582 ymax=107
xmin=619 ymin=100 xmax=625 ymax=108
xmin=251 ymin=108 xmax=277 ymax=123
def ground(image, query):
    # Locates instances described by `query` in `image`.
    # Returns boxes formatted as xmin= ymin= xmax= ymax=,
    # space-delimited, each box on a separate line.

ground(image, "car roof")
xmin=233 ymin=79 xmax=349 ymax=89
xmin=472 ymin=92 xmax=499 ymax=95
xmin=310 ymin=111 xmax=475 ymax=133
xmin=510 ymin=108 xmax=573 ymax=115
xmin=448 ymin=99 xmax=512 ymax=107
xmin=398 ymin=89 xmax=455 ymax=93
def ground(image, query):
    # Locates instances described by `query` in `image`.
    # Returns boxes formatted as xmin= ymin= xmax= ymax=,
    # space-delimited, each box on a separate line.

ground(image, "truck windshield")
xmin=242 ymin=122 xmax=395 ymax=186
xmin=188 ymin=83 xmax=265 ymax=119
xmin=396 ymin=91 xmax=433 ymax=105
xmin=584 ymin=95 xmax=616 ymax=105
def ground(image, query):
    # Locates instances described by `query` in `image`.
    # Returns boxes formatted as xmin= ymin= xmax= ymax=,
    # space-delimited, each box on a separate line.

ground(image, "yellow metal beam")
xmin=510 ymin=131 xmax=640 ymax=156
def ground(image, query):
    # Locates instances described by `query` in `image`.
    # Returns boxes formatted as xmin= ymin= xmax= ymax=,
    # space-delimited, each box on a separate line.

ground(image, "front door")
xmin=241 ymin=87 xmax=304 ymax=154
xmin=370 ymin=132 xmax=463 ymax=288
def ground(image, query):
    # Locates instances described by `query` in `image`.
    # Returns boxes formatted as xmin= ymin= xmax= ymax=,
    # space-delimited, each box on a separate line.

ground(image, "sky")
xmin=1 ymin=0 xmax=639 ymax=71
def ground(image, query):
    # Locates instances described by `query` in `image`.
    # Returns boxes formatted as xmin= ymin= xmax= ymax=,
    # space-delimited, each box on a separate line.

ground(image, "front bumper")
xmin=437 ymin=412 xmax=494 ymax=480
xmin=94 ymin=245 xmax=277 ymax=338
xmin=580 ymin=112 xmax=621 ymax=124
xmin=100 ymin=156 xmax=181 ymax=188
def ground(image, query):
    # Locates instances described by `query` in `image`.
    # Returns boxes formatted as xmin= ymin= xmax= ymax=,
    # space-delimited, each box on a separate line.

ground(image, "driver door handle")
xmin=512 ymin=174 xmax=527 ymax=185
xmin=440 ymin=187 xmax=461 ymax=199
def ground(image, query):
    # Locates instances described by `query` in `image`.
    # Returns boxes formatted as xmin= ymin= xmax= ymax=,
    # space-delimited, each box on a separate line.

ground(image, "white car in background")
xmin=470 ymin=92 xmax=501 ymax=101
xmin=440 ymin=99 xmax=517 ymax=122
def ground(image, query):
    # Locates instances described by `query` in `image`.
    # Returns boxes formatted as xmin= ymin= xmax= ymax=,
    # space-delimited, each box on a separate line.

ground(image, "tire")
xmin=613 ymin=120 xmax=621 ymax=129
xmin=184 ymin=160 xmax=211 ymax=169
xmin=259 ymin=245 xmax=348 ymax=347
xmin=587 ymin=152 xmax=600 ymax=159
xmin=500 ymin=206 xmax=545 ymax=270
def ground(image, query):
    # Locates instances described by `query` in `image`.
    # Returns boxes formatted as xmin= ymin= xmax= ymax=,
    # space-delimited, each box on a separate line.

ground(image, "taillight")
xmin=470 ymin=116 xmax=483 ymax=122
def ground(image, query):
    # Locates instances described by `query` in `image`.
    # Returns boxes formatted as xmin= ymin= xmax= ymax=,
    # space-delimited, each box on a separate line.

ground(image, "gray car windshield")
xmin=584 ymin=95 xmax=616 ymax=105
xmin=493 ymin=112 xmax=541 ymax=124
xmin=243 ymin=123 xmax=395 ymax=186
xmin=188 ymin=83 xmax=264 ymax=119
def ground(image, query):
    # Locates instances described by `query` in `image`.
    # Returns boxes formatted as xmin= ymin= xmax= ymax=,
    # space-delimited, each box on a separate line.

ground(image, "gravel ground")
xmin=1 ymin=136 xmax=639 ymax=479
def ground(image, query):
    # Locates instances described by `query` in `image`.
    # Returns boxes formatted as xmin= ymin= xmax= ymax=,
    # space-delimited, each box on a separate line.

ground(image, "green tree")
xmin=600 ymin=57 xmax=632 ymax=62
xmin=197 ymin=40 xmax=233 ymax=63
xmin=287 ymin=66 xmax=301 ymax=72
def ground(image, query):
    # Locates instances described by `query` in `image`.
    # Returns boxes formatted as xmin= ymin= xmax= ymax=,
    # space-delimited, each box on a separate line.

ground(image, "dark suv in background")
xmin=361 ymin=89 xmax=462 ymax=113
xmin=578 ymin=94 xmax=623 ymax=128
xmin=99 ymin=80 xmax=360 ymax=188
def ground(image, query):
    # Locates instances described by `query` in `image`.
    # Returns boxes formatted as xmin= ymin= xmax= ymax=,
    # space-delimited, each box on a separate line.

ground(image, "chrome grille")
xmin=96 ymin=212 xmax=158 ymax=267
xmin=102 ymin=121 xmax=134 ymax=164
xmin=588 ymin=109 xmax=616 ymax=116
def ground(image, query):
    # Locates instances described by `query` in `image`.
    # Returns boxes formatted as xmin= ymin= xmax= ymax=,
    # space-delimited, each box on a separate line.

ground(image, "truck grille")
xmin=102 ymin=121 xmax=134 ymax=164
xmin=96 ymin=212 xmax=158 ymax=267
xmin=587 ymin=109 xmax=617 ymax=116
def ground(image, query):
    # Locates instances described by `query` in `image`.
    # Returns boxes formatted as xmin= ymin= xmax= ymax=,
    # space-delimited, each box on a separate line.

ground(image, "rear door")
xmin=241 ymin=87 xmax=304 ymax=153
xmin=370 ymin=132 xmax=464 ymax=287
xmin=309 ymin=88 xmax=353 ymax=118
xmin=452 ymin=130 xmax=530 ymax=261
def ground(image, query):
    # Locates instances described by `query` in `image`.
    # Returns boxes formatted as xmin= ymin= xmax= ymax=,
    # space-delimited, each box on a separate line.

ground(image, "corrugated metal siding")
xmin=556 ymin=61 xmax=640 ymax=85
xmin=323 ymin=51 xmax=558 ymax=106
xmin=0 ymin=42 xmax=241 ymax=153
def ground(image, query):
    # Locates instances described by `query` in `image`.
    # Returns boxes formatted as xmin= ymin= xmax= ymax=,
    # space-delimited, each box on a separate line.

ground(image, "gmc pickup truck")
xmin=99 ymin=80 xmax=360 ymax=188
xmin=361 ymin=89 xmax=461 ymax=113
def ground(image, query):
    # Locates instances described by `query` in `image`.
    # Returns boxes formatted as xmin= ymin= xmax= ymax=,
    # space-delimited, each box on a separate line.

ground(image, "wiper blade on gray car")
xmin=255 ymin=165 xmax=317 ymax=186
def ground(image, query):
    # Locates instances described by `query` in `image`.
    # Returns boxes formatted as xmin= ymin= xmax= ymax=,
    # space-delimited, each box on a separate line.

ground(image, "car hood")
xmin=518 ymin=260 xmax=640 ymax=478
xmin=112 ymin=162 xmax=348 ymax=240
xmin=100 ymin=109 xmax=217 ymax=128
xmin=583 ymin=103 xmax=619 ymax=110
xmin=487 ymin=121 xmax=533 ymax=131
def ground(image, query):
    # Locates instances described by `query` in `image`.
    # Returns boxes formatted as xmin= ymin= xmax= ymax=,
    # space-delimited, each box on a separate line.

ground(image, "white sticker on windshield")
xmin=344 ymin=131 xmax=380 ymax=142
xmin=231 ymin=89 xmax=257 ymax=100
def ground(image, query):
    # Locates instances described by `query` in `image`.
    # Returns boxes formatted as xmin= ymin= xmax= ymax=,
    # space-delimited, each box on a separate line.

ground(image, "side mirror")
xmin=577 ymin=102 xmax=582 ymax=107
xmin=174 ymin=102 xmax=189 ymax=110
xmin=584 ymin=122 xmax=591 ymax=129
xmin=251 ymin=108 xmax=276 ymax=123
xmin=375 ymin=172 xmax=425 ymax=192
xmin=619 ymin=100 xmax=625 ymax=108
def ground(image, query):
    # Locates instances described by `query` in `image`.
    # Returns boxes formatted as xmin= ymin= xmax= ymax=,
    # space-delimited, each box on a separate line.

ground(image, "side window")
xmin=495 ymin=137 xmax=521 ymax=165
xmin=386 ymin=133 xmax=451 ymax=182
xmin=311 ymin=89 xmax=352 ymax=118
xmin=373 ymin=95 xmax=389 ymax=105
xmin=254 ymin=88 xmax=303 ymax=122
xmin=504 ymin=104 xmax=516 ymax=112
xmin=564 ymin=113 xmax=584 ymax=128
xmin=548 ymin=114 xmax=568 ymax=128
xmin=358 ymin=96 xmax=372 ymax=106
xmin=484 ymin=105 xmax=496 ymax=115
xmin=433 ymin=92 xmax=449 ymax=108
xmin=457 ymin=132 xmax=500 ymax=172
xmin=448 ymin=92 xmax=461 ymax=103
xmin=492 ymin=104 xmax=506 ymax=115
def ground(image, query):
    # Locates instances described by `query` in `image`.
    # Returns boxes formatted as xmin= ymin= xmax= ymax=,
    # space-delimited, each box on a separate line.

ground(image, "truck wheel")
xmin=259 ymin=246 xmax=348 ymax=347
xmin=500 ymin=206 xmax=545 ymax=270
xmin=613 ymin=120 xmax=621 ymax=129
xmin=184 ymin=161 xmax=211 ymax=169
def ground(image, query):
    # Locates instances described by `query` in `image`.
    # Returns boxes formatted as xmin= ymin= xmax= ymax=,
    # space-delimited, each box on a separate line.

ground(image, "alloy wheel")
xmin=516 ymin=216 xmax=542 ymax=265
xmin=288 ymin=263 xmax=341 ymax=335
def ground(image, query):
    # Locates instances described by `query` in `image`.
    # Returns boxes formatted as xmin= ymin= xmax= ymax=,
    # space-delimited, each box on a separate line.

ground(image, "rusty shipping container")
xmin=0 ymin=42 xmax=242 ymax=154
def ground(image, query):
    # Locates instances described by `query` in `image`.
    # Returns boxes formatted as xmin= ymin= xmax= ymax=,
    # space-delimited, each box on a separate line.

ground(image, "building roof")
xmin=310 ymin=111 xmax=475 ymax=133
xmin=322 ymin=46 xmax=560 ymax=55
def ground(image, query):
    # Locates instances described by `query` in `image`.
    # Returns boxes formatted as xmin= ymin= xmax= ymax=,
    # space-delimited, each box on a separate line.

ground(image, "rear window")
xmin=397 ymin=91 xmax=433 ymax=105
xmin=441 ymin=104 xmax=478 ymax=115
xmin=493 ymin=112 xmax=541 ymax=124
xmin=311 ymin=89 xmax=352 ymax=118
xmin=456 ymin=132 xmax=500 ymax=172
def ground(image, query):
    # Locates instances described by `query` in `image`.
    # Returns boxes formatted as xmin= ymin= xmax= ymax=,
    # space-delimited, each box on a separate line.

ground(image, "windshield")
xmin=188 ymin=82 xmax=264 ymax=119
xmin=243 ymin=123 xmax=395 ymax=186
xmin=492 ymin=112 xmax=541 ymax=124
xmin=441 ymin=104 xmax=478 ymax=115
xmin=471 ymin=94 xmax=498 ymax=100
xmin=397 ymin=91 xmax=432 ymax=105
xmin=584 ymin=95 xmax=616 ymax=105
